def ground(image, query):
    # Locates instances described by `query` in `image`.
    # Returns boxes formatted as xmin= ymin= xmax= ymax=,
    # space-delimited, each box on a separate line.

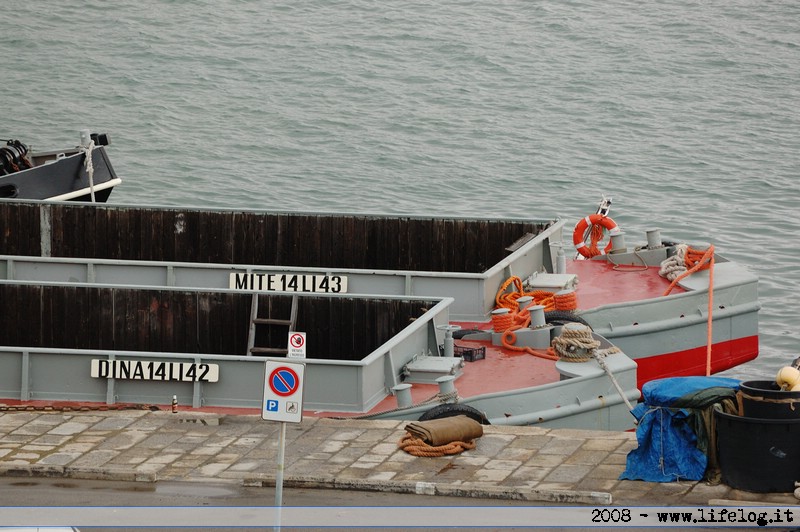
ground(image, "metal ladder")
xmin=247 ymin=293 xmax=298 ymax=356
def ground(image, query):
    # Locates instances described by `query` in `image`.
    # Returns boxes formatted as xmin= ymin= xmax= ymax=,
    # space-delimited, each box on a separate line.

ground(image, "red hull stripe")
xmin=634 ymin=335 xmax=758 ymax=389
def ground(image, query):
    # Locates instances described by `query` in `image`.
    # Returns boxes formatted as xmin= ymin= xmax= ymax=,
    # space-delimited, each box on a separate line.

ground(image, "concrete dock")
xmin=0 ymin=408 xmax=797 ymax=509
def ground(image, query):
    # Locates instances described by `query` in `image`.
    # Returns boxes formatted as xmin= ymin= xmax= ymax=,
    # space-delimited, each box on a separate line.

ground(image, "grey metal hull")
xmin=0 ymin=147 xmax=121 ymax=202
xmin=0 ymin=279 xmax=639 ymax=431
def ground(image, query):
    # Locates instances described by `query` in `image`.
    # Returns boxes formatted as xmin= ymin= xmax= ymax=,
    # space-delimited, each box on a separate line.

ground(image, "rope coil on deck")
xmin=551 ymin=324 xmax=601 ymax=362
xmin=553 ymin=290 xmax=578 ymax=311
xmin=494 ymin=276 xmax=555 ymax=315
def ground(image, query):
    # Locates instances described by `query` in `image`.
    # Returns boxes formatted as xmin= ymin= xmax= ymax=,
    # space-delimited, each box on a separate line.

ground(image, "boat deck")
xmin=331 ymin=259 xmax=687 ymax=417
xmin=316 ymin=339 xmax=561 ymax=417
xmin=566 ymin=259 xmax=685 ymax=309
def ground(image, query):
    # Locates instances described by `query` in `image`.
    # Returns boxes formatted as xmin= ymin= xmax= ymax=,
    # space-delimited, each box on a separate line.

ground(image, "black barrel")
xmin=739 ymin=380 xmax=800 ymax=419
xmin=715 ymin=409 xmax=800 ymax=493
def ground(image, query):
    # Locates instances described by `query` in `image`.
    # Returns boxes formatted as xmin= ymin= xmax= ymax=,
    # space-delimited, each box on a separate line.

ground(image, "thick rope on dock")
xmin=398 ymin=434 xmax=476 ymax=457
xmin=398 ymin=415 xmax=483 ymax=457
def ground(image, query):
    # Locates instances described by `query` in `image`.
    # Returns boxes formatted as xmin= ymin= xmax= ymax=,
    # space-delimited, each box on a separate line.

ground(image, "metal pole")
xmin=274 ymin=421 xmax=286 ymax=532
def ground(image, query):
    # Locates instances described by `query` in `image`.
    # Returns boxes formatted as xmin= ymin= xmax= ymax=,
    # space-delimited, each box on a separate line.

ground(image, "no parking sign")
xmin=261 ymin=360 xmax=305 ymax=423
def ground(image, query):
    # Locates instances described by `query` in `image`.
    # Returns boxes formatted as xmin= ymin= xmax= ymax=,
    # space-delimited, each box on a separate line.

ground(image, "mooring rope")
xmin=397 ymin=433 xmax=476 ymax=457
xmin=83 ymin=139 xmax=97 ymax=202
xmin=659 ymin=244 xmax=716 ymax=375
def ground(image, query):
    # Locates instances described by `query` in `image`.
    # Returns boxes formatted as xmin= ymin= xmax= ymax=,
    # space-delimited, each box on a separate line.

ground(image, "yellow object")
xmin=776 ymin=366 xmax=800 ymax=390
xmin=791 ymin=382 xmax=800 ymax=392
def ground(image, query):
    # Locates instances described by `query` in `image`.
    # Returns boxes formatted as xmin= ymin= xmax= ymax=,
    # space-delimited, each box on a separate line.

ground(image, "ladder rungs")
xmin=250 ymin=347 xmax=288 ymax=354
xmin=253 ymin=318 xmax=292 ymax=326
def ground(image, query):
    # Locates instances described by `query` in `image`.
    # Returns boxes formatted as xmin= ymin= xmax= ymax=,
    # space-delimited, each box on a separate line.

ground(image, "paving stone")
xmin=11 ymin=453 xmax=40 ymax=460
xmin=195 ymin=462 xmax=231 ymax=477
xmin=90 ymin=417 xmax=137 ymax=431
xmin=590 ymin=463 xmax=625 ymax=480
xmin=565 ymin=449 xmax=611 ymax=465
xmin=537 ymin=438 xmax=584 ymax=455
xmin=367 ymin=471 xmax=397 ymax=481
xmin=31 ymin=434 xmax=73 ymax=446
xmin=524 ymin=453 xmax=568 ymax=468
xmin=543 ymin=464 xmax=593 ymax=483
xmin=21 ymin=444 xmax=55 ymax=452
xmin=483 ymin=459 xmax=523 ymax=471
xmin=39 ymin=452 xmax=82 ymax=465
xmin=473 ymin=468 xmax=512 ymax=482
xmin=69 ymin=450 xmax=120 ymax=468
xmin=96 ymin=430 xmax=150 ymax=451
xmin=507 ymin=466 xmax=552 ymax=483
xmin=48 ymin=422 xmax=90 ymax=436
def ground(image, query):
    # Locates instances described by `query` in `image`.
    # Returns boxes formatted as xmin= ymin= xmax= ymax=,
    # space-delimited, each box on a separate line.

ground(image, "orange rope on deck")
xmin=554 ymin=290 xmax=578 ymax=311
xmin=663 ymin=245 xmax=716 ymax=376
xmin=494 ymin=276 xmax=556 ymax=312
xmin=493 ymin=277 xmax=560 ymax=361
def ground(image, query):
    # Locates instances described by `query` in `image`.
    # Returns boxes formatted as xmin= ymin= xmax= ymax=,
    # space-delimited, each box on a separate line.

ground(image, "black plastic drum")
xmin=716 ymin=409 xmax=800 ymax=493
xmin=739 ymin=380 xmax=800 ymax=419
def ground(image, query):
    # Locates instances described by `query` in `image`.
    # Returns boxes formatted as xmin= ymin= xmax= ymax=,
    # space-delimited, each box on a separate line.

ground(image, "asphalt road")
xmin=0 ymin=477 xmax=562 ymax=532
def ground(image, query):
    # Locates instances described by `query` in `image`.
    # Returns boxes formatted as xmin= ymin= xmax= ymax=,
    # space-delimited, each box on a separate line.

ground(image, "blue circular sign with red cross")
xmin=268 ymin=366 xmax=300 ymax=397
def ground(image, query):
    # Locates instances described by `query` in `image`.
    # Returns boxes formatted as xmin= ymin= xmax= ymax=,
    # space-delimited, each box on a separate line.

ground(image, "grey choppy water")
xmin=3 ymin=0 xmax=799 ymax=380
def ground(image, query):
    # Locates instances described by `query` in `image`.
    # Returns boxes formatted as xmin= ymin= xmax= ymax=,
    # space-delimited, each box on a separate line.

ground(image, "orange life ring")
xmin=572 ymin=214 xmax=618 ymax=258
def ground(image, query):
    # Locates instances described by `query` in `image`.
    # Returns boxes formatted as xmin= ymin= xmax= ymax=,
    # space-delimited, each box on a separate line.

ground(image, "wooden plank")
xmin=98 ymin=287 xmax=114 ymax=350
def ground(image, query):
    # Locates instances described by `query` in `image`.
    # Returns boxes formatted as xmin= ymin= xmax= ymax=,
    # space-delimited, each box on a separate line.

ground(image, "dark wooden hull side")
xmin=0 ymin=202 xmax=551 ymax=272
xmin=0 ymin=283 xmax=434 ymax=361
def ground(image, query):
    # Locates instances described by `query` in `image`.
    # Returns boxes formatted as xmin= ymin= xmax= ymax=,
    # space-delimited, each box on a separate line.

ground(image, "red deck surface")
xmin=565 ymin=258 xmax=684 ymax=308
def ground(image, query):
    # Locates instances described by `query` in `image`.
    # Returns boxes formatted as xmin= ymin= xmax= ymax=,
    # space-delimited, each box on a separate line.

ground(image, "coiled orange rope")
xmin=554 ymin=290 xmax=578 ymax=311
xmin=663 ymin=245 xmax=715 ymax=376
xmin=493 ymin=277 xmax=560 ymax=361
xmin=494 ymin=276 xmax=556 ymax=313
xmin=662 ymin=245 xmax=714 ymax=296
xmin=398 ymin=433 xmax=476 ymax=457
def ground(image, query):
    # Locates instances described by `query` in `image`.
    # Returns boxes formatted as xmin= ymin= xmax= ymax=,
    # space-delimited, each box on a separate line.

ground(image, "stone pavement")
xmin=0 ymin=408 xmax=797 ymax=508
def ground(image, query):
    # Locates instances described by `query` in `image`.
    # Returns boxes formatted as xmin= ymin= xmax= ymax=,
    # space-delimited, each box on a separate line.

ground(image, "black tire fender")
xmin=544 ymin=310 xmax=592 ymax=329
xmin=418 ymin=403 xmax=490 ymax=425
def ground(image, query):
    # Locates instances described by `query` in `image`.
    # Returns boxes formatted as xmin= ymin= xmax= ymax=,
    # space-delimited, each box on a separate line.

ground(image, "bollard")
xmin=528 ymin=304 xmax=546 ymax=328
xmin=646 ymin=228 xmax=662 ymax=249
xmin=436 ymin=375 xmax=457 ymax=400
xmin=392 ymin=383 xmax=413 ymax=409
xmin=437 ymin=324 xmax=461 ymax=357
xmin=609 ymin=229 xmax=626 ymax=254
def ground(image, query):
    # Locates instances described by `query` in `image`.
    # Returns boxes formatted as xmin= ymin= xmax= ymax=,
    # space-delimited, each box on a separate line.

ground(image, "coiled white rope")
xmin=658 ymin=243 xmax=688 ymax=281
xmin=551 ymin=323 xmax=633 ymax=412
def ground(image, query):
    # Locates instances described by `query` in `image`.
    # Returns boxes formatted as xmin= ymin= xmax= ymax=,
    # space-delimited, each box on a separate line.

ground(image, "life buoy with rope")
xmin=572 ymin=214 xmax=619 ymax=258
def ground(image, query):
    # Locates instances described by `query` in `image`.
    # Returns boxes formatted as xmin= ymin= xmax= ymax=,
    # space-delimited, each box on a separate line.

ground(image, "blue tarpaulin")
xmin=620 ymin=376 xmax=740 ymax=483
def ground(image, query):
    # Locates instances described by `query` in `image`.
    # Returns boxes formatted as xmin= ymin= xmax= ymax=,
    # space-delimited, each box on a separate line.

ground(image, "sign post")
xmin=262 ymin=360 xmax=305 ymax=531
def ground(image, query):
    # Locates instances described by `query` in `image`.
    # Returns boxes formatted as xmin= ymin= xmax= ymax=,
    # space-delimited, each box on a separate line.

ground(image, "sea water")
xmin=3 ymin=0 xmax=799 ymax=380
